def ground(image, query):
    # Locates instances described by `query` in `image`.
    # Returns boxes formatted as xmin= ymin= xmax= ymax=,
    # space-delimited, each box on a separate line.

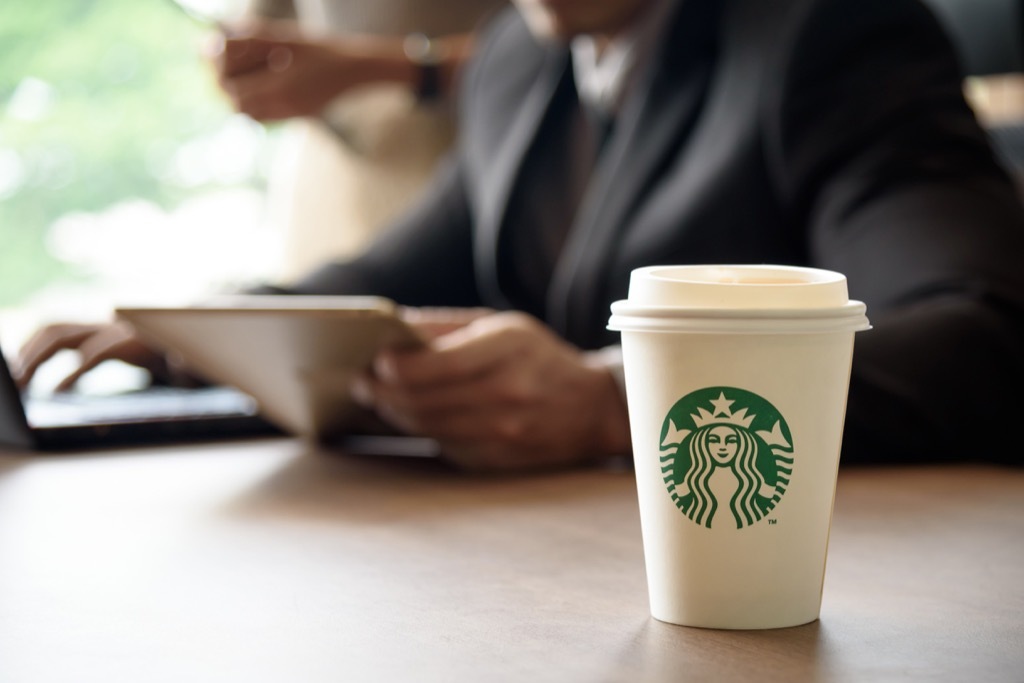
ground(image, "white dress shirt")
xmin=570 ymin=0 xmax=682 ymax=116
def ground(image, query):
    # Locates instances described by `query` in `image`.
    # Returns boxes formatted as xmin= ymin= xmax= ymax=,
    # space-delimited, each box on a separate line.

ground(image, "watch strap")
xmin=403 ymin=33 xmax=443 ymax=103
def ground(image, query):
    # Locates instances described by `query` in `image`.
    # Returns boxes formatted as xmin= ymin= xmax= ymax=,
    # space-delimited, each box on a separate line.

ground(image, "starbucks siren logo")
xmin=659 ymin=387 xmax=794 ymax=529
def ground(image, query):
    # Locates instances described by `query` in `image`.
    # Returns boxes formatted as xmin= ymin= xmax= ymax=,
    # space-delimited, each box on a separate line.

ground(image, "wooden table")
xmin=0 ymin=439 xmax=1021 ymax=682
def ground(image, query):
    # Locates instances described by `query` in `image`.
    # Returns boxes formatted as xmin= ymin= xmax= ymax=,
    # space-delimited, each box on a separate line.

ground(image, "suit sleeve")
xmin=280 ymin=155 xmax=483 ymax=308
xmin=770 ymin=0 xmax=1024 ymax=464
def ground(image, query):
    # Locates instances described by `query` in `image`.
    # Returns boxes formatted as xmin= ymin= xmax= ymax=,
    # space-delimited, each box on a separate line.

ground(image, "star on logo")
xmin=710 ymin=392 xmax=735 ymax=417
xmin=691 ymin=391 xmax=755 ymax=429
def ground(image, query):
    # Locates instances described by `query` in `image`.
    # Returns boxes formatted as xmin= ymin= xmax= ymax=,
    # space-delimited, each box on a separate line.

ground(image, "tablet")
xmin=115 ymin=296 xmax=424 ymax=440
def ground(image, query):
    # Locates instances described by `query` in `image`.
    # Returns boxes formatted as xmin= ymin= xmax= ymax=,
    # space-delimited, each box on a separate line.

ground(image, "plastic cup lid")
xmin=608 ymin=265 xmax=871 ymax=334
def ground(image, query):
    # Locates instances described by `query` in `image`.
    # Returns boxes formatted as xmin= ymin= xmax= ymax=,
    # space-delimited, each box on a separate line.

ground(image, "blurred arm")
xmin=776 ymin=0 xmax=1024 ymax=464
xmin=272 ymin=156 xmax=483 ymax=307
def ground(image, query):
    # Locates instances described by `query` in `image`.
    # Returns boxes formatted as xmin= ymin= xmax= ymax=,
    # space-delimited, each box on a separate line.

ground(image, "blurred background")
xmin=0 ymin=0 xmax=282 ymax=351
xmin=4 ymin=0 xmax=1024 ymax=363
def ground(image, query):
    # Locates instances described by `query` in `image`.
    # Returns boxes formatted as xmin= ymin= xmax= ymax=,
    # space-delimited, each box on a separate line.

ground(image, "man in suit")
xmin=18 ymin=0 xmax=1024 ymax=470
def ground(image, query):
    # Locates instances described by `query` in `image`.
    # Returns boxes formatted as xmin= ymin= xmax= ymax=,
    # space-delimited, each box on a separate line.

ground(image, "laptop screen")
xmin=0 ymin=346 xmax=35 ymax=449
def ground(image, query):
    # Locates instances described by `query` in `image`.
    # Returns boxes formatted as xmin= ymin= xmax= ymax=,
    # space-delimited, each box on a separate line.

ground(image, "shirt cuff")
xmin=586 ymin=344 xmax=625 ymax=398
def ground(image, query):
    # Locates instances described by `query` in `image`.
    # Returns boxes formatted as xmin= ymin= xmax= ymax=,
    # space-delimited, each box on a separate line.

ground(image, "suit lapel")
xmin=546 ymin=0 xmax=724 ymax=342
xmin=474 ymin=46 xmax=570 ymax=308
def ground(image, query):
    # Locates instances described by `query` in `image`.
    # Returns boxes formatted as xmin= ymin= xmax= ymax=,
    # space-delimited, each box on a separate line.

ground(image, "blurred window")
xmin=0 ymin=0 xmax=283 ymax=351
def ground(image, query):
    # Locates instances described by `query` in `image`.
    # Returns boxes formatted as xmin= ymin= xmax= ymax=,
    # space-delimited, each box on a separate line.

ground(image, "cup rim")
xmin=634 ymin=264 xmax=848 ymax=287
xmin=625 ymin=265 xmax=855 ymax=310
xmin=609 ymin=299 xmax=867 ymax=319
xmin=607 ymin=300 xmax=871 ymax=334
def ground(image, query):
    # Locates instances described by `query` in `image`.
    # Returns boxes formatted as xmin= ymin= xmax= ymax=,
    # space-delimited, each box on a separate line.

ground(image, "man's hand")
xmin=208 ymin=21 xmax=418 ymax=122
xmin=352 ymin=310 xmax=632 ymax=472
xmin=14 ymin=322 xmax=169 ymax=392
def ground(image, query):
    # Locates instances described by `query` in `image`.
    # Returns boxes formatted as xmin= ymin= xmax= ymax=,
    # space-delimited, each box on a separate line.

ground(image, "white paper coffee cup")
xmin=608 ymin=265 xmax=870 ymax=629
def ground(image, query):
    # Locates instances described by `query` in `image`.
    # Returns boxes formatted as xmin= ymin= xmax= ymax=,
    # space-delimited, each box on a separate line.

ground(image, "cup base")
xmin=650 ymin=611 xmax=821 ymax=631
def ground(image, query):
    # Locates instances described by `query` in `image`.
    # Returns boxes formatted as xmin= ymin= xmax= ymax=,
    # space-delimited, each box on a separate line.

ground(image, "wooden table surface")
xmin=0 ymin=439 xmax=1021 ymax=682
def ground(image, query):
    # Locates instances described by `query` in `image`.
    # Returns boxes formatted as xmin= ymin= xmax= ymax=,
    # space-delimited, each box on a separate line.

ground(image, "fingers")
xmin=218 ymin=68 xmax=294 ymax=121
xmin=212 ymin=37 xmax=330 ymax=121
xmin=348 ymin=314 xmax=524 ymax=443
xmin=356 ymin=367 xmax=527 ymax=439
xmin=398 ymin=307 xmax=494 ymax=341
xmin=364 ymin=386 xmax=563 ymax=471
xmin=209 ymin=35 xmax=265 ymax=79
xmin=51 ymin=324 xmax=144 ymax=392
xmin=377 ymin=312 xmax=538 ymax=390
xmin=350 ymin=311 xmax=594 ymax=469
xmin=207 ymin=19 xmax=296 ymax=77
xmin=13 ymin=322 xmax=164 ymax=392
xmin=223 ymin=37 xmax=293 ymax=77
xmin=207 ymin=28 xmax=297 ymax=121
xmin=210 ymin=28 xmax=384 ymax=121
xmin=14 ymin=324 xmax=103 ymax=390
xmin=212 ymin=32 xmax=290 ymax=117
xmin=348 ymin=309 xmax=630 ymax=472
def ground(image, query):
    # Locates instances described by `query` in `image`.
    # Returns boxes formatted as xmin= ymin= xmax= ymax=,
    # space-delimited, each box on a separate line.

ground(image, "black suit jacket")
xmin=287 ymin=0 xmax=1024 ymax=464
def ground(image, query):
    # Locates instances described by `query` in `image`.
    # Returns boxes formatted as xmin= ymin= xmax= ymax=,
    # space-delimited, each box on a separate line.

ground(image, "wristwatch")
xmin=403 ymin=32 xmax=443 ymax=103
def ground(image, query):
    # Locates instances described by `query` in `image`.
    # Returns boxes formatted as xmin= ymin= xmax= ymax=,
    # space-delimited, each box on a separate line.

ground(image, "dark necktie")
xmin=582 ymin=103 xmax=616 ymax=160
xmin=497 ymin=75 xmax=615 ymax=319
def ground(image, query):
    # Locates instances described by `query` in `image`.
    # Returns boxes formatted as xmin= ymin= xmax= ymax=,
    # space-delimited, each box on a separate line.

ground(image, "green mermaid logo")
xmin=660 ymin=388 xmax=794 ymax=529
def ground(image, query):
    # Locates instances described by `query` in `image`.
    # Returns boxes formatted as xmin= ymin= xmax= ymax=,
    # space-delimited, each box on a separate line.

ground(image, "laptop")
xmin=0 ymin=342 xmax=280 ymax=451
xmin=0 ymin=296 xmax=442 ymax=457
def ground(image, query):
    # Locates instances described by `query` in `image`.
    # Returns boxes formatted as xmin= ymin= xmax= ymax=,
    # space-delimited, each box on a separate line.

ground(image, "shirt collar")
xmin=570 ymin=0 xmax=679 ymax=116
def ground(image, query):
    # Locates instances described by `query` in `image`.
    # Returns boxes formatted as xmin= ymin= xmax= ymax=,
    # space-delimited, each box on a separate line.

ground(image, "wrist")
xmin=403 ymin=33 xmax=444 ymax=102
xmin=325 ymin=32 xmax=469 ymax=102
xmin=583 ymin=348 xmax=633 ymax=457
xmin=320 ymin=35 xmax=417 ymax=95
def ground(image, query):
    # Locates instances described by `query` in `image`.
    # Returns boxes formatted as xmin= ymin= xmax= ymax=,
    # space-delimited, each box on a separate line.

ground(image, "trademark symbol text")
xmin=768 ymin=519 xmax=778 ymax=525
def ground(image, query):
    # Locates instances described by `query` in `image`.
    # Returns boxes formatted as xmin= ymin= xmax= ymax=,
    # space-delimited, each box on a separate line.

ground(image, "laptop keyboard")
xmin=26 ymin=385 xmax=259 ymax=428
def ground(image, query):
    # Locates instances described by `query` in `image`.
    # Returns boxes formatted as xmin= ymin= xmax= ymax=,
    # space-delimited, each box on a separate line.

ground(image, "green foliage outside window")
xmin=0 ymin=0 xmax=261 ymax=307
